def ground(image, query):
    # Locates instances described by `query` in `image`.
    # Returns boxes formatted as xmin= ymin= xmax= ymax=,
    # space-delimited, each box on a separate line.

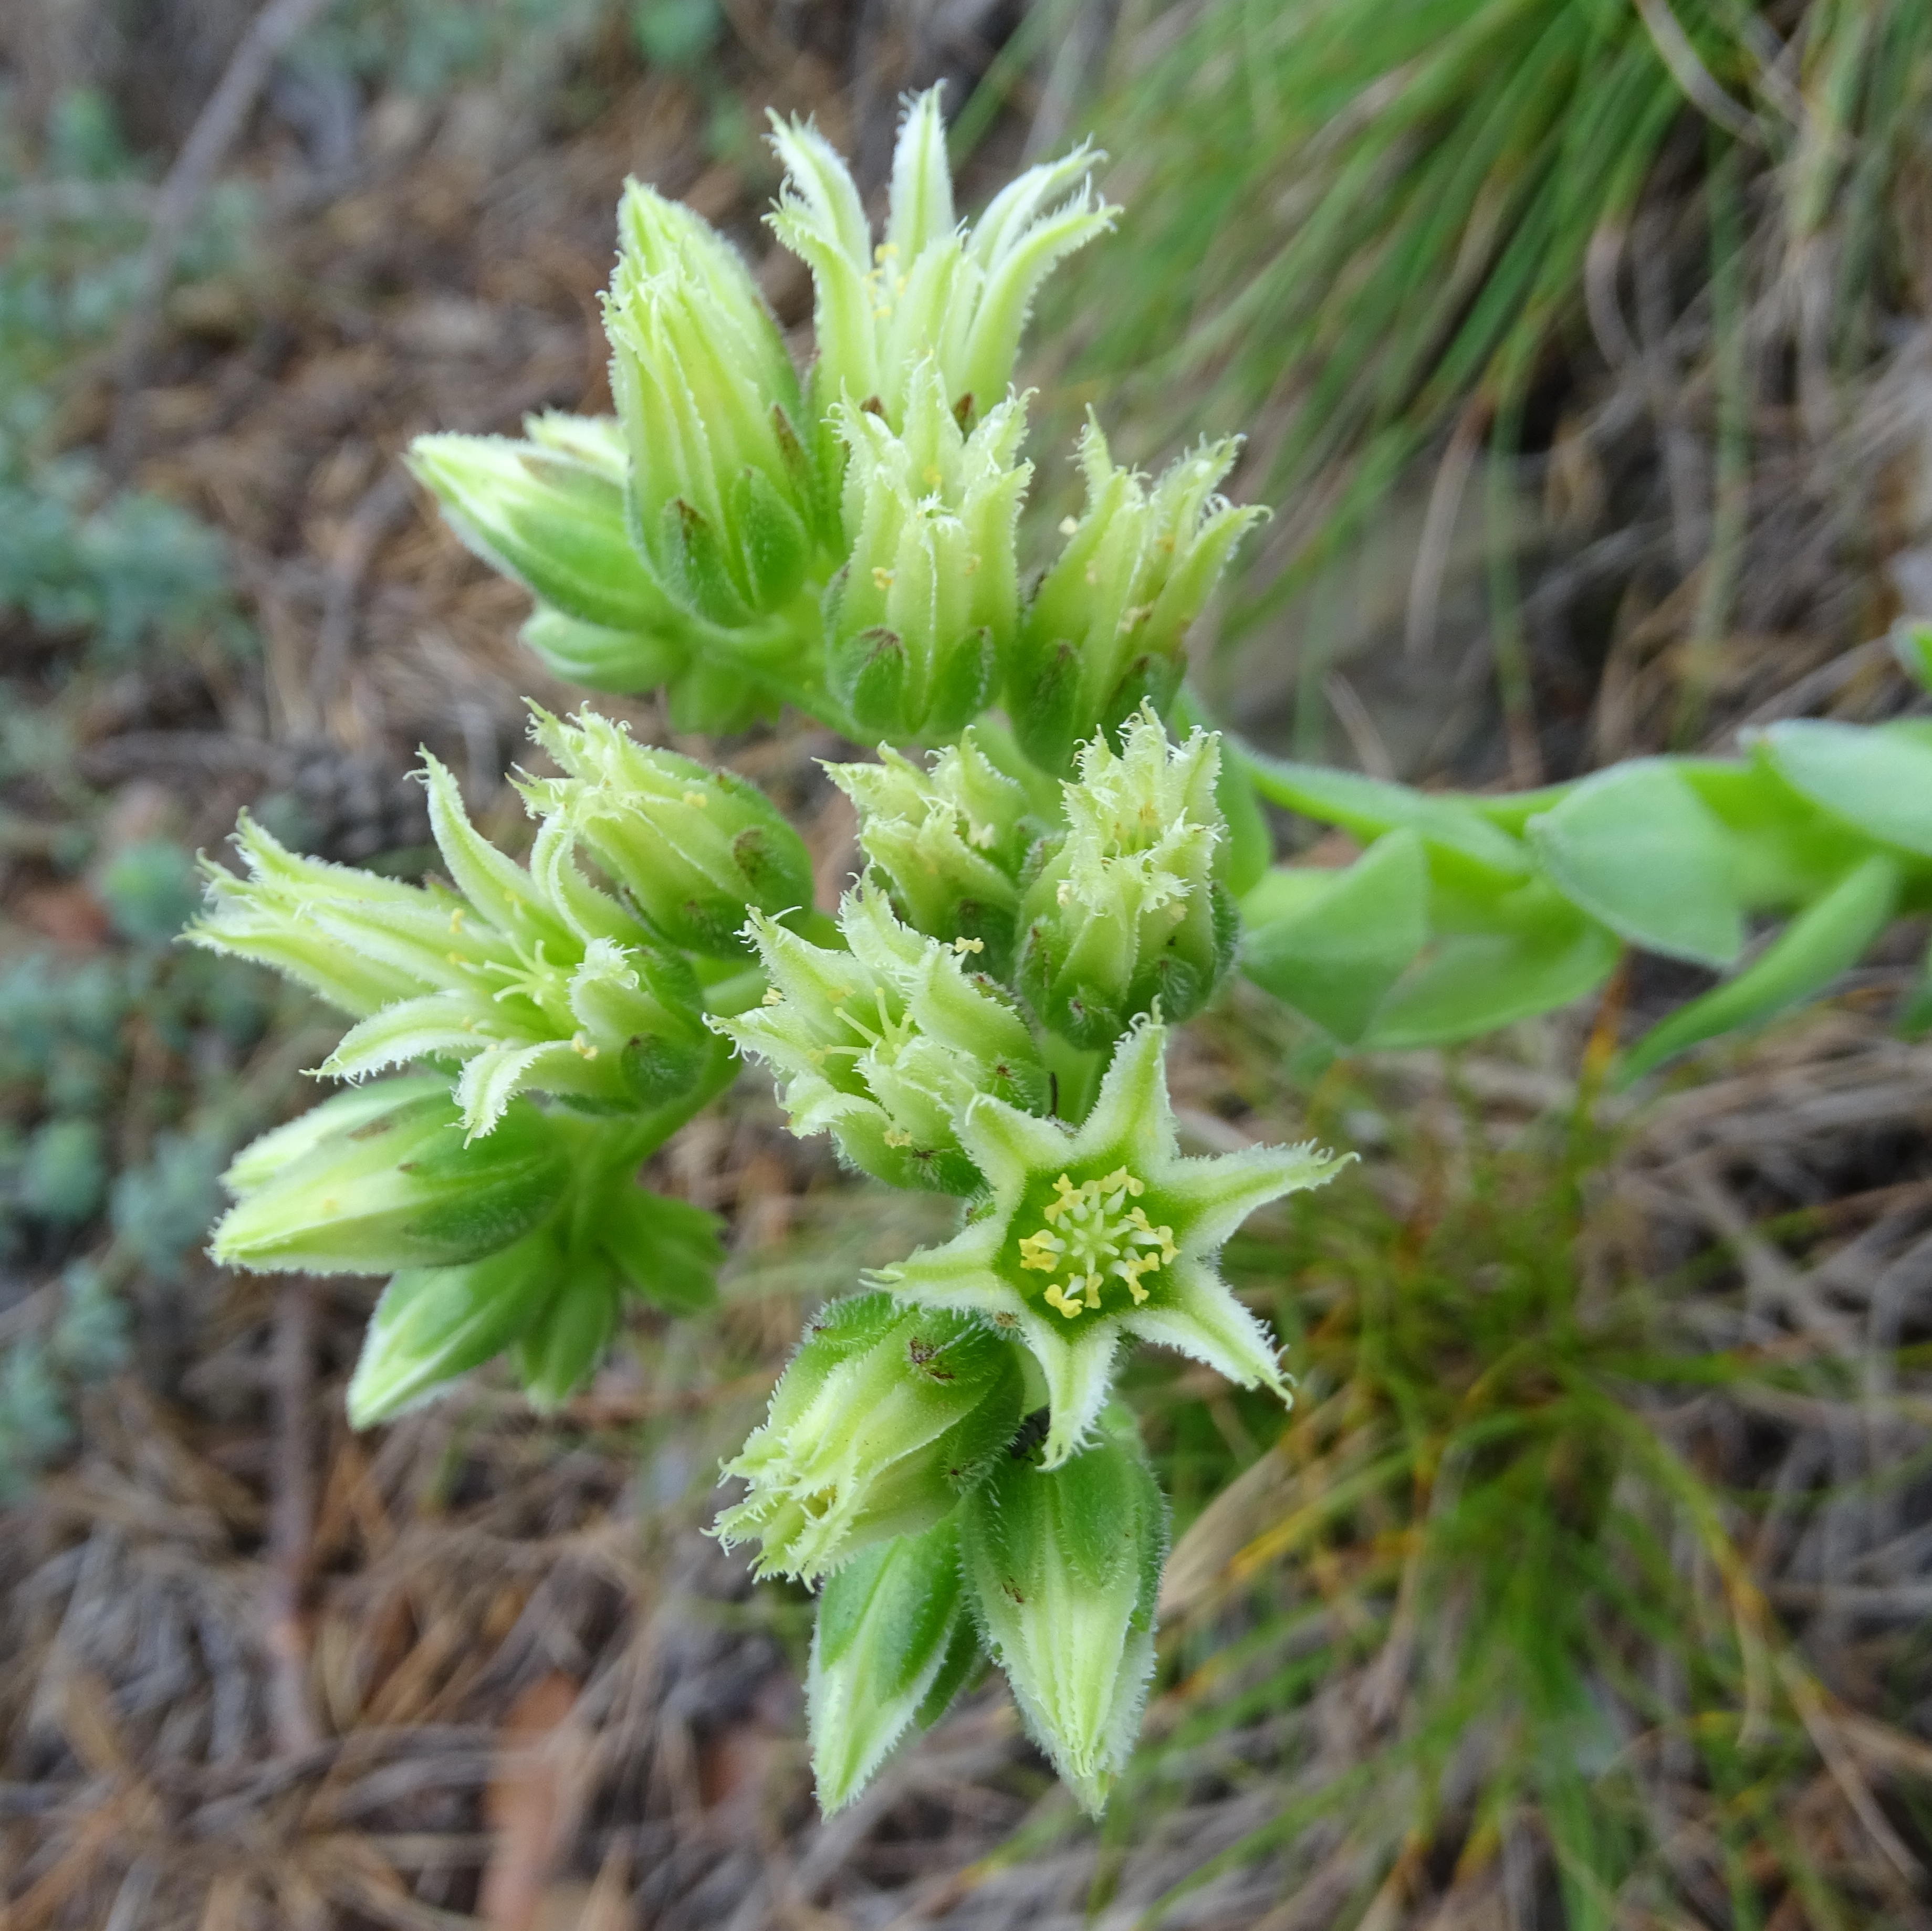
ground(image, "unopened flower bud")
xmin=408 ymin=419 xmax=685 ymax=637
xmin=808 ymin=1516 xmax=981 ymax=1812
xmin=718 ymin=889 xmax=1048 ymax=1194
xmin=212 ymin=1080 xmax=569 ymax=1276
xmin=605 ymin=182 xmax=821 ymax=626
xmin=526 ymin=708 xmax=814 ymax=957
xmin=347 ymin=1222 xmax=563 ymax=1425
xmin=959 ymin=1404 xmax=1167 ymax=1817
xmin=827 ymin=729 xmax=1037 ymax=971
xmin=768 ymin=88 xmax=1114 ymax=433
xmin=715 ymin=1290 xmax=1026 ymax=1582
xmin=1016 ymin=709 xmax=1238 ymax=1045
xmin=822 ymin=363 xmax=1029 ymax=741
xmin=1009 ymin=423 xmax=1263 ymax=775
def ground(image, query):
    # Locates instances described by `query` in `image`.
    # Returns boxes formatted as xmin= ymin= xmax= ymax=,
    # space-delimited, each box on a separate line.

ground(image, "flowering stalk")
xmin=190 ymin=91 xmax=1357 ymax=1824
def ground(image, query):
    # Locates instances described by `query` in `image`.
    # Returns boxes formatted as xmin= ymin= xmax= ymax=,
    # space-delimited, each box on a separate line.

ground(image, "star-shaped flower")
xmin=871 ymin=1018 xmax=1348 ymax=1465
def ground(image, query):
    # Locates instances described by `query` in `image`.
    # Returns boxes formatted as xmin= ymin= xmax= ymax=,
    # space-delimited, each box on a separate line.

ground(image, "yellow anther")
xmin=872 ymin=566 xmax=895 ymax=590
xmin=1058 ymin=516 xmax=1079 ymax=537
xmin=682 ymin=789 xmax=708 ymax=808
xmin=571 ymin=1032 xmax=598 ymax=1060
xmin=761 ymin=986 xmax=784 ymax=1006
xmin=952 ymin=936 xmax=985 ymax=954
xmin=1045 ymin=1283 xmax=1081 ymax=1319
xmin=882 ymin=1127 xmax=914 ymax=1149
xmin=449 ymin=908 xmax=466 ymax=932
xmin=1018 ymin=1231 xmax=1061 ymax=1272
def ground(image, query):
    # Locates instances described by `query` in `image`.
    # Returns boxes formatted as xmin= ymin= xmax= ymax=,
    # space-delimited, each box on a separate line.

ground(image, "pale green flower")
xmin=717 ymin=887 xmax=1047 ymax=1195
xmin=1009 ymin=422 xmax=1265 ymax=774
xmin=823 ymin=360 xmax=1030 ymax=740
xmin=768 ymin=86 xmax=1115 ymax=432
xmin=193 ymin=752 xmax=712 ymax=1137
xmin=714 ymin=1290 xmax=1025 ymax=1582
xmin=212 ymin=1078 xmax=570 ymax=1277
xmin=407 ymin=416 xmax=682 ymax=636
xmin=873 ymin=1019 xmax=1345 ymax=1465
xmin=525 ymin=707 xmax=816 ymax=958
xmin=1016 ymin=708 xmax=1238 ymax=1044
xmin=827 ymin=725 xmax=1039 ymax=972
xmin=604 ymin=181 xmax=822 ymax=626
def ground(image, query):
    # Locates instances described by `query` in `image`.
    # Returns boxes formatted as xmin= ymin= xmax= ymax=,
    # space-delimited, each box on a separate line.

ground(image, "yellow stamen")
xmin=1016 ymin=1169 xmax=1174 ymax=1319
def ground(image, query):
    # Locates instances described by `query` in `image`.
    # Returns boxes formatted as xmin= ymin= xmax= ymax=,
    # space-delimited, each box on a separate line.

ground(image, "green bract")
xmin=347 ymin=1224 xmax=565 ymax=1425
xmin=807 ymin=1514 xmax=980 ymax=1813
xmin=873 ymin=1019 xmax=1345 ymax=1466
xmin=714 ymin=1290 xmax=1025 ymax=1582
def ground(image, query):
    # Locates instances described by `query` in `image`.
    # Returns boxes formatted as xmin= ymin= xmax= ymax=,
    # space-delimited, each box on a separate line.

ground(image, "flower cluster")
xmin=191 ymin=94 xmax=1325 ymax=1823
xmin=410 ymin=87 xmax=1249 ymax=751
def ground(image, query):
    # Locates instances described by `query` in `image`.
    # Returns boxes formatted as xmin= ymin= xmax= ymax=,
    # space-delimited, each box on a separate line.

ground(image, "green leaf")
xmin=1679 ymin=758 xmax=1877 ymax=912
xmin=600 ymin=1188 xmax=723 ymax=1315
xmin=1215 ymin=754 xmax=1274 ymax=898
xmin=1896 ymin=621 xmax=1932 ymax=692
xmin=1364 ymin=888 xmax=1620 ymax=1050
xmin=1528 ymin=760 xmax=1745 ymax=967
xmin=1621 ymin=856 xmax=1903 ymax=1081
xmin=1239 ymin=831 xmax=1429 ymax=1045
xmin=807 ymin=1516 xmax=979 ymax=1813
xmin=1759 ymin=719 xmax=1932 ymax=859
xmin=513 ymin=1264 xmax=621 ymax=1412
xmin=1237 ymin=747 xmax=1530 ymax=877
xmin=1902 ymin=934 xmax=1932 ymax=1040
xmin=347 ymin=1225 xmax=563 ymax=1425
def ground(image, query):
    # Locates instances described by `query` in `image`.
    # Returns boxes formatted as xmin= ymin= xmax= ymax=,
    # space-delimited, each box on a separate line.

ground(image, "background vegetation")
xmin=2 ymin=2 xmax=1929 ymax=1926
